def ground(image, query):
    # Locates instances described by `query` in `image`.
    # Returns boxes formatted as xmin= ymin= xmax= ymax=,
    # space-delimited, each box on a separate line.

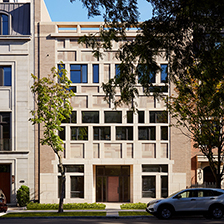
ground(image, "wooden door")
xmin=107 ymin=176 xmax=119 ymax=202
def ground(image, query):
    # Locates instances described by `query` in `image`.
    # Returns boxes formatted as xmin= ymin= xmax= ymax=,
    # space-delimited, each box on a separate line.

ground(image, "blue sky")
xmin=44 ymin=0 xmax=152 ymax=22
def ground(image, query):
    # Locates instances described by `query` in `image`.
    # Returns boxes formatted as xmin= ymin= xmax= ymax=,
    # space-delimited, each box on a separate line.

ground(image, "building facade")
xmin=0 ymin=0 xmax=35 ymax=204
xmin=34 ymin=0 xmax=191 ymax=203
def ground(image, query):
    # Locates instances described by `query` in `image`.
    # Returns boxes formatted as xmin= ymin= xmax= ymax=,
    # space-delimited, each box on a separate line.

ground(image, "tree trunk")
xmin=57 ymin=154 xmax=65 ymax=213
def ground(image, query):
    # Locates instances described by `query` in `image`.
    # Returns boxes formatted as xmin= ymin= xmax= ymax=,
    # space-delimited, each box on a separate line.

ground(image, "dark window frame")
xmin=82 ymin=111 xmax=99 ymax=123
xmin=138 ymin=126 xmax=156 ymax=140
xmin=104 ymin=111 xmax=122 ymax=123
xmin=71 ymin=127 xmax=88 ymax=140
xmin=150 ymin=111 xmax=168 ymax=123
xmin=70 ymin=64 xmax=88 ymax=83
xmin=93 ymin=126 xmax=111 ymax=140
xmin=93 ymin=64 xmax=99 ymax=83
xmin=116 ymin=126 xmax=133 ymax=140
xmin=70 ymin=176 xmax=84 ymax=198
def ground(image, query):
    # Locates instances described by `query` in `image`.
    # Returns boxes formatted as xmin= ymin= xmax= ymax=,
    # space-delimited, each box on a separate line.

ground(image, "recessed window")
xmin=0 ymin=66 xmax=11 ymax=86
xmin=71 ymin=127 xmax=88 ymax=140
xmin=58 ymin=126 xmax=65 ymax=140
xmin=138 ymin=127 xmax=155 ymax=140
xmin=0 ymin=112 xmax=11 ymax=151
xmin=137 ymin=64 xmax=156 ymax=84
xmin=82 ymin=111 xmax=99 ymax=123
xmin=115 ymin=64 xmax=120 ymax=78
xmin=58 ymin=165 xmax=84 ymax=173
xmin=138 ymin=111 xmax=144 ymax=123
xmin=142 ymin=165 xmax=168 ymax=172
xmin=161 ymin=126 xmax=168 ymax=140
xmin=127 ymin=111 xmax=133 ymax=123
xmin=62 ymin=111 xmax=76 ymax=123
xmin=93 ymin=127 xmax=110 ymax=140
xmin=161 ymin=176 xmax=168 ymax=198
xmin=150 ymin=111 xmax=168 ymax=123
xmin=116 ymin=127 xmax=133 ymax=140
xmin=142 ymin=176 xmax=156 ymax=198
xmin=93 ymin=64 xmax=99 ymax=83
xmin=70 ymin=64 xmax=87 ymax=83
xmin=70 ymin=176 xmax=84 ymax=198
xmin=0 ymin=13 xmax=9 ymax=35
xmin=104 ymin=111 xmax=122 ymax=123
xmin=161 ymin=64 xmax=168 ymax=83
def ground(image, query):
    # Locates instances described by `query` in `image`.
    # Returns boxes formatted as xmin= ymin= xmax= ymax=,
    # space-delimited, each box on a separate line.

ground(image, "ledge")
xmin=0 ymin=151 xmax=29 ymax=154
xmin=0 ymin=35 xmax=31 ymax=41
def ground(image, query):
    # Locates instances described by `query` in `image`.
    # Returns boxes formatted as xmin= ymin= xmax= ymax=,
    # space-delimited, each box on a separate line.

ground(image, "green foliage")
xmin=27 ymin=202 xmax=106 ymax=210
xmin=16 ymin=185 xmax=30 ymax=207
xmin=120 ymin=202 xmax=147 ymax=209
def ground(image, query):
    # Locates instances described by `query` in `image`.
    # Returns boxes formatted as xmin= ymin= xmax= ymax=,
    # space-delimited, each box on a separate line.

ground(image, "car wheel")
xmin=210 ymin=206 xmax=223 ymax=219
xmin=158 ymin=206 xmax=173 ymax=219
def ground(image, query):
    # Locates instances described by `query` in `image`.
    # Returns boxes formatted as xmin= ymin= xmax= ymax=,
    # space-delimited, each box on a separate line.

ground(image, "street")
xmin=1 ymin=217 xmax=224 ymax=224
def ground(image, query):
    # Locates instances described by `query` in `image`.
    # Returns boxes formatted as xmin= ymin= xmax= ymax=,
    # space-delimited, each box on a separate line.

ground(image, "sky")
xmin=44 ymin=0 xmax=152 ymax=22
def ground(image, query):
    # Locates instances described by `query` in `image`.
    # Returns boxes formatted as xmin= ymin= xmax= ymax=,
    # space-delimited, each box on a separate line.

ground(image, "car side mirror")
xmin=175 ymin=195 xmax=181 ymax=199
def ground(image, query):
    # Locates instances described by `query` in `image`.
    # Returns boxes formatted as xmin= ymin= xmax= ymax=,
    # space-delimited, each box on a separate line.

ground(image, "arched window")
xmin=0 ymin=13 xmax=9 ymax=35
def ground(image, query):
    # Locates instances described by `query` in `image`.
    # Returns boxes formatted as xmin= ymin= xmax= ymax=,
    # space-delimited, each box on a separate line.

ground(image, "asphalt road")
xmin=1 ymin=217 xmax=224 ymax=224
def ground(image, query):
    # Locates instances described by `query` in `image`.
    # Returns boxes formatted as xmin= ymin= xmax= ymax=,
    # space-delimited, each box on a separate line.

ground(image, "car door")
xmin=172 ymin=189 xmax=198 ymax=212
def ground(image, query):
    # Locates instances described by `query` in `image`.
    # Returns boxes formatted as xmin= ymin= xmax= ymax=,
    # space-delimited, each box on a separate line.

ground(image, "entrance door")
xmin=0 ymin=165 xmax=10 ymax=203
xmin=107 ymin=176 xmax=119 ymax=202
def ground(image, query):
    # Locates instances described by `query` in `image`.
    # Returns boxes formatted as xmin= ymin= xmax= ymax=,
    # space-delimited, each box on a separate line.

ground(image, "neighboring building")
xmin=34 ymin=0 xmax=191 ymax=203
xmin=0 ymin=0 xmax=35 ymax=204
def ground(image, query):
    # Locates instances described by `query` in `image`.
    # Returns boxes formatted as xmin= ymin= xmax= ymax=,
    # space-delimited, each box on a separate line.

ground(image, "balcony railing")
xmin=0 ymin=138 xmax=12 ymax=151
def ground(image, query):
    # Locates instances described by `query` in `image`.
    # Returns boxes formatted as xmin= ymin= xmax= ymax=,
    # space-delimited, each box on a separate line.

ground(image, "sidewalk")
xmin=1 ymin=203 xmax=146 ymax=218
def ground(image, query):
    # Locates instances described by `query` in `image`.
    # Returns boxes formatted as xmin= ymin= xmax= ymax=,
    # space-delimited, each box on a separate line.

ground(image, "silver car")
xmin=146 ymin=188 xmax=224 ymax=219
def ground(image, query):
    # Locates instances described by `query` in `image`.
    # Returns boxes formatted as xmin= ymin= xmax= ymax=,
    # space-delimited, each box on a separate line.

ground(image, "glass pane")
xmin=58 ymin=64 xmax=65 ymax=78
xmin=105 ymin=111 xmax=122 ymax=123
xmin=161 ymin=176 xmax=168 ymax=198
xmin=138 ymin=127 xmax=148 ymax=140
xmin=3 ymin=67 xmax=11 ymax=86
xmin=161 ymin=64 xmax=168 ymax=83
xmin=71 ymin=70 xmax=81 ymax=83
xmin=70 ymin=176 xmax=84 ymax=198
xmin=138 ymin=111 xmax=144 ymax=123
xmin=142 ymin=165 xmax=168 ymax=172
xmin=142 ymin=176 xmax=156 ymax=198
xmin=2 ymin=14 xmax=8 ymax=35
xmin=150 ymin=111 xmax=168 ymax=123
xmin=115 ymin=64 xmax=120 ymax=77
xmin=70 ymin=65 xmax=81 ymax=70
xmin=58 ymin=127 xmax=65 ymax=140
xmin=82 ymin=65 xmax=87 ymax=83
xmin=78 ymin=127 xmax=88 ymax=140
xmin=71 ymin=111 xmax=77 ymax=123
xmin=161 ymin=126 xmax=168 ymax=140
xmin=94 ymin=127 xmax=99 ymax=140
xmin=127 ymin=111 xmax=133 ymax=123
xmin=82 ymin=111 xmax=99 ymax=123
xmin=64 ymin=165 xmax=84 ymax=173
xmin=100 ymin=127 xmax=110 ymax=140
xmin=149 ymin=127 xmax=156 ymax=140
xmin=93 ymin=64 xmax=99 ymax=83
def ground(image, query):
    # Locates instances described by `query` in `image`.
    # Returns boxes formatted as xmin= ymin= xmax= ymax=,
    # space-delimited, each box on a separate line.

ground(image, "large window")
xmin=82 ymin=111 xmax=99 ymax=123
xmin=0 ymin=13 xmax=9 ymax=35
xmin=161 ymin=64 xmax=168 ymax=83
xmin=0 ymin=112 xmax=11 ymax=151
xmin=127 ymin=111 xmax=133 ymax=123
xmin=93 ymin=127 xmax=110 ymax=140
xmin=70 ymin=64 xmax=87 ymax=83
xmin=93 ymin=64 xmax=99 ymax=83
xmin=0 ymin=66 xmax=11 ymax=86
xmin=138 ymin=127 xmax=156 ymax=140
xmin=62 ymin=111 xmax=76 ymax=123
xmin=138 ymin=111 xmax=144 ymax=123
xmin=142 ymin=176 xmax=156 ymax=198
xmin=150 ymin=111 xmax=168 ymax=123
xmin=116 ymin=127 xmax=133 ymax=140
xmin=137 ymin=64 xmax=156 ymax=84
xmin=161 ymin=126 xmax=168 ymax=140
xmin=71 ymin=127 xmax=88 ymax=140
xmin=58 ymin=127 xmax=65 ymax=140
xmin=71 ymin=176 xmax=84 ymax=198
xmin=104 ymin=111 xmax=122 ymax=123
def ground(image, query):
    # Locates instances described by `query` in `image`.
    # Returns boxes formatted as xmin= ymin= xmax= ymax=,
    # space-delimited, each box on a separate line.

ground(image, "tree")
xmin=70 ymin=0 xmax=224 ymax=186
xmin=30 ymin=66 xmax=74 ymax=212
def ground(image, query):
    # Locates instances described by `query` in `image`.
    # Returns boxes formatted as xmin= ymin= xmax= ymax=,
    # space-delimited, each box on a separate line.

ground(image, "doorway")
xmin=96 ymin=165 xmax=130 ymax=202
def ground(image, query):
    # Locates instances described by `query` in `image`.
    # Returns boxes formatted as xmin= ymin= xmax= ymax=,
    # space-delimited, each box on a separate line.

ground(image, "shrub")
xmin=27 ymin=202 xmax=106 ymax=210
xmin=16 ymin=185 xmax=30 ymax=207
xmin=120 ymin=202 xmax=147 ymax=209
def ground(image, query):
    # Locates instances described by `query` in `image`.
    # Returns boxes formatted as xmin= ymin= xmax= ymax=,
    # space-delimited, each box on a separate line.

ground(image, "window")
xmin=0 ymin=13 xmax=9 ymax=35
xmin=127 ymin=111 xmax=133 ymax=123
xmin=57 ymin=64 xmax=65 ymax=82
xmin=142 ymin=165 xmax=168 ymax=172
xmin=82 ymin=111 xmax=99 ymax=123
xmin=71 ymin=127 xmax=88 ymax=140
xmin=70 ymin=176 xmax=84 ymax=198
xmin=0 ymin=66 xmax=11 ymax=86
xmin=116 ymin=127 xmax=133 ymax=140
xmin=0 ymin=112 xmax=11 ymax=151
xmin=138 ymin=127 xmax=155 ymax=140
xmin=137 ymin=64 xmax=156 ymax=84
xmin=161 ymin=176 xmax=168 ymax=198
xmin=93 ymin=127 xmax=110 ymax=140
xmin=62 ymin=111 xmax=76 ymax=123
xmin=150 ymin=111 xmax=168 ymax=123
xmin=161 ymin=64 xmax=168 ymax=83
xmin=161 ymin=126 xmax=168 ymax=140
xmin=142 ymin=176 xmax=156 ymax=198
xmin=58 ymin=127 xmax=65 ymax=140
xmin=93 ymin=64 xmax=99 ymax=83
xmin=138 ymin=111 xmax=144 ymax=123
xmin=58 ymin=165 xmax=84 ymax=173
xmin=70 ymin=64 xmax=87 ymax=83
xmin=104 ymin=111 xmax=122 ymax=123
xmin=115 ymin=64 xmax=120 ymax=77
